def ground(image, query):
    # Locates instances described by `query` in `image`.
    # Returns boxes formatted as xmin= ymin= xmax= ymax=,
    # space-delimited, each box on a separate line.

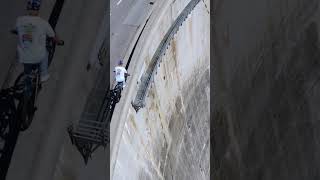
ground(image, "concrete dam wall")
xmin=213 ymin=0 xmax=320 ymax=179
xmin=111 ymin=0 xmax=210 ymax=179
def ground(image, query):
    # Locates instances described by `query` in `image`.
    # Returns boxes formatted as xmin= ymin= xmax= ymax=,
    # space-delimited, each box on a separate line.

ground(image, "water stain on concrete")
xmin=170 ymin=39 xmax=178 ymax=70
xmin=114 ymin=1 xmax=210 ymax=178
xmin=213 ymin=1 xmax=320 ymax=177
xmin=188 ymin=18 xmax=193 ymax=45
xmin=163 ymin=65 xmax=209 ymax=179
xmin=129 ymin=113 xmax=137 ymax=131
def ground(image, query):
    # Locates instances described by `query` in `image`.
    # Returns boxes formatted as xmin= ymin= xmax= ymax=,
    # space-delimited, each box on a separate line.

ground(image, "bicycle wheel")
xmin=113 ymin=87 xmax=122 ymax=103
xmin=18 ymin=95 xmax=37 ymax=131
xmin=14 ymin=73 xmax=25 ymax=95
xmin=15 ymin=64 xmax=42 ymax=130
xmin=14 ymin=73 xmax=24 ymax=85
xmin=14 ymin=73 xmax=28 ymax=130
xmin=0 ymin=89 xmax=17 ymax=138
xmin=18 ymin=79 xmax=37 ymax=131
xmin=14 ymin=73 xmax=29 ymax=131
xmin=17 ymin=95 xmax=28 ymax=131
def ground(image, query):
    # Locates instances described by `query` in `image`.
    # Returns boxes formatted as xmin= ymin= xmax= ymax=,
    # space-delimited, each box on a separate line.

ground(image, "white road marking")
xmin=116 ymin=0 xmax=122 ymax=5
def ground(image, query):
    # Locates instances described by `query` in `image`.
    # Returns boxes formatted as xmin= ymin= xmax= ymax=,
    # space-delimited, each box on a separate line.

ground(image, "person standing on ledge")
xmin=114 ymin=60 xmax=130 ymax=89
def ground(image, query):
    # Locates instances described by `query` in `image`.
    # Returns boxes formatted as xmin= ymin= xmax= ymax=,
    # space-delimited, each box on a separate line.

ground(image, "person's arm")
xmin=46 ymin=21 xmax=55 ymax=38
xmin=124 ymin=69 xmax=130 ymax=76
xmin=45 ymin=21 xmax=63 ymax=44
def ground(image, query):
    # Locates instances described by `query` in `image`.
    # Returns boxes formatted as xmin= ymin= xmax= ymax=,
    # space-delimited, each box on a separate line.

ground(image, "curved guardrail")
xmin=131 ymin=0 xmax=201 ymax=112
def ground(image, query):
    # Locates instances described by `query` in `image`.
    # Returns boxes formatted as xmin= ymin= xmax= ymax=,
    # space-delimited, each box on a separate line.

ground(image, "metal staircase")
xmin=68 ymin=87 xmax=117 ymax=164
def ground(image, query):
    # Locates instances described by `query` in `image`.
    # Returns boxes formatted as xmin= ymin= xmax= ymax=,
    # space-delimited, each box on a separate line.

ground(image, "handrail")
xmin=131 ymin=0 xmax=201 ymax=112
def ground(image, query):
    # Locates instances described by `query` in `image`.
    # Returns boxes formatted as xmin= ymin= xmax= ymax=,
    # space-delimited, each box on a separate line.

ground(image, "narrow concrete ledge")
xmin=110 ymin=0 xmax=210 ymax=179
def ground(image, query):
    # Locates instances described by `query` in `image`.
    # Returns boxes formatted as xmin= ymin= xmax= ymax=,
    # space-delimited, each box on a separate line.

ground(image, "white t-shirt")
xmin=16 ymin=16 xmax=55 ymax=63
xmin=114 ymin=66 xmax=127 ymax=82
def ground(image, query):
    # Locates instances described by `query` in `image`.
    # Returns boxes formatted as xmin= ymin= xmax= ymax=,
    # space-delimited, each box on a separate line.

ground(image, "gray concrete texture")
xmin=111 ymin=0 xmax=210 ymax=179
xmin=0 ymin=1 xmax=24 ymax=88
xmin=212 ymin=0 xmax=320 ymax=179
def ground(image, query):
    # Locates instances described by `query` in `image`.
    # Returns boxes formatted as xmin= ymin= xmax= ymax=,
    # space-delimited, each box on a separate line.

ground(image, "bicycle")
xmin=0 ymin=88 xmax=19 ymax=138
xmin=11 ymin=30 xmax=64 ymax=130
xmin=14 ymin=64 xmax=40 ymax=130
xmin=17 ymin=40 xmax=64 ymax=131
xmin=112 ymin=74 xmax=130 ymax=103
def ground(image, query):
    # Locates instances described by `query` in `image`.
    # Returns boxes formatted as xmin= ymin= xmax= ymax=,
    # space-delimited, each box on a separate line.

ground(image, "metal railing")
xmin=67 ymin=89 xmax=112 ymax=164
xmin=131 ymin=0 xmax=201 ymax=112
xmin=68 ymin=83 xmax=123 ymax=163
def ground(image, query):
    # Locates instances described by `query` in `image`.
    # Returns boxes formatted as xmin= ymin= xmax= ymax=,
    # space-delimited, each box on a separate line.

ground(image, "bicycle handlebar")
xmin=56 ymin=40 xmax=64 ymax=46
xmin=10 ymin=29 xmax=17 ymax=35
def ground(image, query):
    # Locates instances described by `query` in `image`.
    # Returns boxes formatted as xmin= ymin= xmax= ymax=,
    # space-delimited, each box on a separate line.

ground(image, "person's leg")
xmin=40 ymin=52 xmax=50 ymax=82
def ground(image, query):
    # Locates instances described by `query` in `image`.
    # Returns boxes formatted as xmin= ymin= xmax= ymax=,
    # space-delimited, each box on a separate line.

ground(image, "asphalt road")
xmin=0 ymin=1 xmax=27 ymax=88
xmin=110 ymin=0 xmax=153 ymax=84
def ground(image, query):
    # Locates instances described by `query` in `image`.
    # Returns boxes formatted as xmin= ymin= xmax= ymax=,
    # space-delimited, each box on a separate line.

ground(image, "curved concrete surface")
xmin=111 ymin=0 xmax=210 ymax=179
xmin=2 ymin=0 xmax=209 ymax=179
xmin=212 ymin=0 xmax=320 ymax=179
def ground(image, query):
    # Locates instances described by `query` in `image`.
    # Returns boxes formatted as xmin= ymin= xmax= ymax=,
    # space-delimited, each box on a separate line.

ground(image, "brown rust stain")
xmin=144 ymin=54 xmax=151 ymax=65
xmin=129 ymin=113 xmax=137 ymax=130
xmin=148 ymin=88 xmax=157 ymax=111
xmin=171 ymin=39 xmax=178 ymax=70
xmin=149 ymin=86 xmax=156 ymax=99
xmin=170 ymin=38 xmax=183 ymax=87
xmin=171 ymin=39 xmax=177 ymax=59
xmin=188 ymin=18 xmax=193 ymax=45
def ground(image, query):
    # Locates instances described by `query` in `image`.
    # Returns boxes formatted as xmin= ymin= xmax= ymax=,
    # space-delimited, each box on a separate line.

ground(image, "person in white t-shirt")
xmin=114 ymin=60 xmax=130 ymax=88
xmin=13 ymin=0 xmax=62 ymax=83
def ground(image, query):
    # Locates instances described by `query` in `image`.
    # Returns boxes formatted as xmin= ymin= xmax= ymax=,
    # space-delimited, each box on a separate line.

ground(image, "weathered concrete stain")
xmin=113 ymin=0 xmax=209 ymax=179
xmin=129 ymin=114 xmax=137 ymax=131
xmin=213 ymin=0 xmax=320 ymax=179
xmin=188 ymin=18 xmax=193 ymax=45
